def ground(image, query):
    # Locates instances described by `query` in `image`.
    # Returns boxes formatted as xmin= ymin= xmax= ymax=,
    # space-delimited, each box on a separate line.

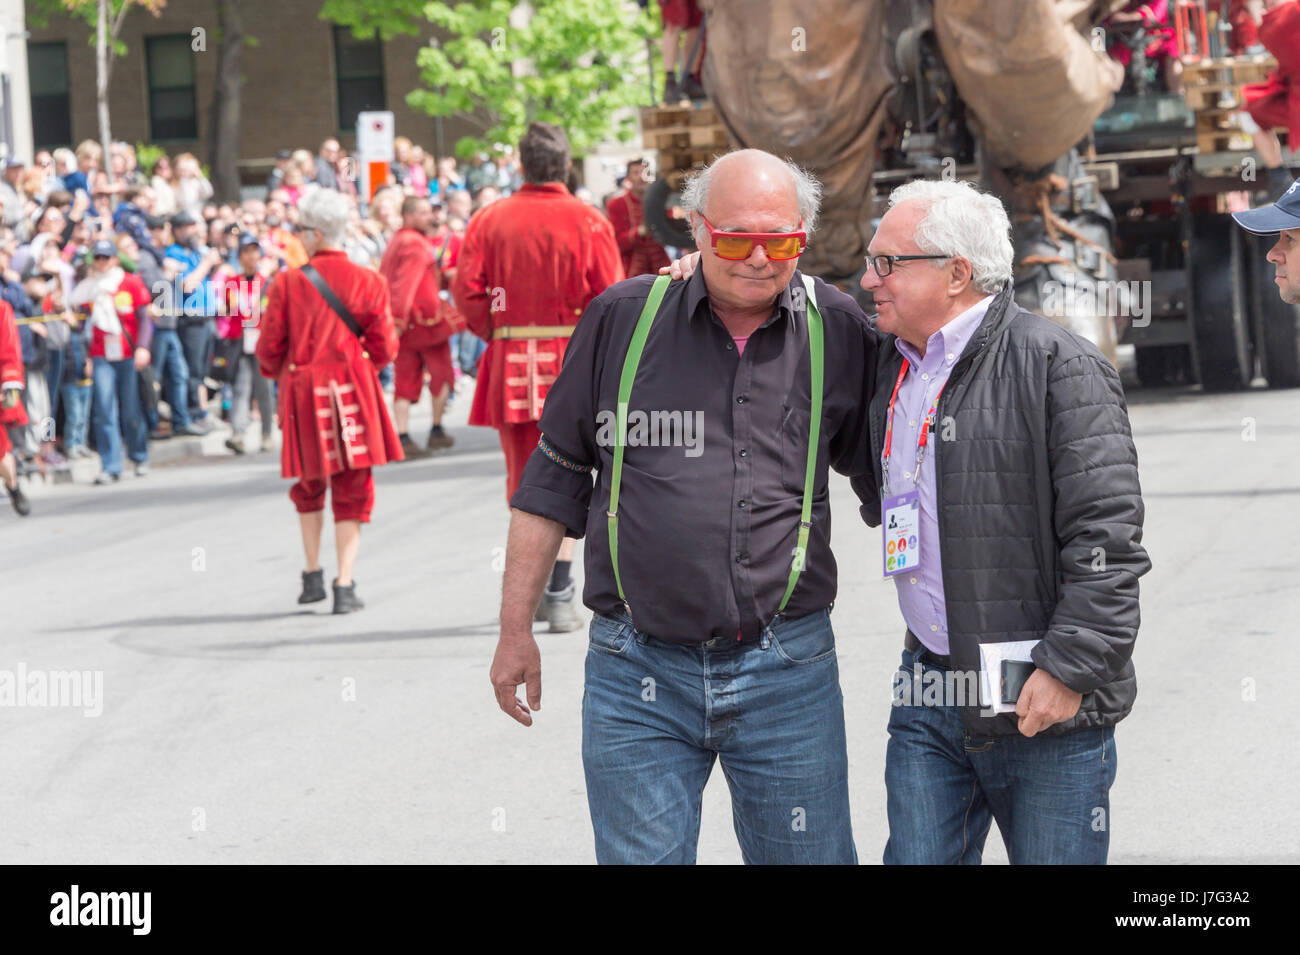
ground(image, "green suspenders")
xmin=607 ymin=273 xmax=825 ymax=617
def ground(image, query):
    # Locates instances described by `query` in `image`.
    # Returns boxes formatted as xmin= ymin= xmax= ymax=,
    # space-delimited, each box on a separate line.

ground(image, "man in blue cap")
xmin=1233 ymin=175 xmax=1300 ymax=305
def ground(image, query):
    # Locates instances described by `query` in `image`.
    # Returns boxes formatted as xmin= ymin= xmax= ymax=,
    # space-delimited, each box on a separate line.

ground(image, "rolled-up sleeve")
xmin=508 ymin=294 xmax=609 ymax=538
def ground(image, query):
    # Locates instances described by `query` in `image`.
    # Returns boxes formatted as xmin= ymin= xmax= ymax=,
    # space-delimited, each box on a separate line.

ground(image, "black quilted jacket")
xmin=853 ymin=284 xmax=1151 ymax=737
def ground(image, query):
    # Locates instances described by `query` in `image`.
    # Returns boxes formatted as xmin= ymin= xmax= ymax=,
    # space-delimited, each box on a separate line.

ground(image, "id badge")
xmin=882 ymin=489 xmax=921 ymax=577
xmin=104 ymin=334 xmax=125 ymax=362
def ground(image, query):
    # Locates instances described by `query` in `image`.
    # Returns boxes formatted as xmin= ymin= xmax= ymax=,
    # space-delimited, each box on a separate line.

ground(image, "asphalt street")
xmin=1 ymin=379 xmax=1297 ymax=864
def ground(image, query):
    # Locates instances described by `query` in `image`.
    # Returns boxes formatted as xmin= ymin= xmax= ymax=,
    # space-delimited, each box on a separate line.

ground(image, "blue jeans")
xmin=582 ymin=607 xmax=856 ymax=864
xmin=149 ymin=328 xmax=191 ymax=431
xmin=177 ymin=320 xmax=213 ymax=419
xmin=91 ymin=357 xmax=147 ymax=475
xmin=884 ymin=647 xmax=1117 ymax=865
xmin=61 ymin=381 xmax=91 ymax=450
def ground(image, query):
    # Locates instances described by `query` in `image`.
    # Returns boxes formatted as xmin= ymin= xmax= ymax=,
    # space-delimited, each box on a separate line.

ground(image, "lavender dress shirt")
xmin=885 ymin=295 xmax=993 ymax=654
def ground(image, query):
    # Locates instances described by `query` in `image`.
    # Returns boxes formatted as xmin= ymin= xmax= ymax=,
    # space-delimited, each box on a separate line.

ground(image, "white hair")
xmin=298 ymin=188 xmax=351 ymax=246
xmin=886 ymin=179 xmax=1014 ymax=294
xmin=682 ymin=150 xmax=822 ymax=240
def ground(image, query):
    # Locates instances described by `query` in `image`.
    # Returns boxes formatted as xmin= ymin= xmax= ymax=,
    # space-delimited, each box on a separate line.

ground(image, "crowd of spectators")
xmin=0 ymin=131 xmax=662 ymax=501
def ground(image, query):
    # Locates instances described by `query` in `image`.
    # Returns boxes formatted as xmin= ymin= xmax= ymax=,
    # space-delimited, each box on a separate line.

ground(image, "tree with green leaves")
xmin=320 ymin=0 xmax=657 ymax=159
xmin=29 ymin=0 xmax=166 ymax=183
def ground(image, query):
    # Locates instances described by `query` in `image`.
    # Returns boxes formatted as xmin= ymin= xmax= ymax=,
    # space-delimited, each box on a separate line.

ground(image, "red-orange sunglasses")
xmin=699 ymin=215 xmax=807 ymax=261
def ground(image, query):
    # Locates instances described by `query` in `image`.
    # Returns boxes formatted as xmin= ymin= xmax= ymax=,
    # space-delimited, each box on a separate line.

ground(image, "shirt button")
xmin=922 ymin=373 xmax=930 ymax=381
xmin=946 ymin=353 xmax=955 ymax=361
xmin=909 ymin=577 xmax=917 ymax=585
xmin=909 ymin=420 xmax=915 ymax=428
xmin=736 ymin=395 xmax=747 ymax=404
xmin=737 ymin=499 xmax=747 ymax=509
xmin=726 ymin=342 xmax=735 ymax=350
xmin=930 ymin=624 xmax=938 ymax=632
xmin=738 ymin=448 xmax=748 ymax=457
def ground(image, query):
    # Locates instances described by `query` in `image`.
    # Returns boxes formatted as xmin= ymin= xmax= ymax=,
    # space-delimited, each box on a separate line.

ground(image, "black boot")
xmin=333 ymin=579 xmax=365 ymax=614
xmin=6 ymin=482 xmax=30 ymax=517
xmin=663 ymin=73 xmax=683 ymax=105
xmin=298 ymin=569 xmax=327 ymax=604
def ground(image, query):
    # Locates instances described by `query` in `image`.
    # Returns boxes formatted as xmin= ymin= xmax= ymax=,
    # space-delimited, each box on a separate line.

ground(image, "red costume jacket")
xmin=606 ymin=189 xmax=671 ymax=278
xmin=378 ymin=227 xmax=459 ymax=350
xmin=451 ymin=182 xmax=624 ymax=427
xmin=1244 ymin=2 xmax=1300 ymax=143
xmin=0 ymin=300 xmax=29 ymax=430
xmin=256 ymin=250 xmax=403 ymax=480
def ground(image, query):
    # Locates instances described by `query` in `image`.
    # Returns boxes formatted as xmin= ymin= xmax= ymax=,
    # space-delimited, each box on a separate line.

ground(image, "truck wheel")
xmin=1135 ymin=345 xmax=1193 ymax=388
xmin=643 ymin=177 xmax=695 ymax=251
xmin=1191 ymin=213 xmax=1253 ymax=392
xmin=1245 ymin=233 xmax=1300 ymax=389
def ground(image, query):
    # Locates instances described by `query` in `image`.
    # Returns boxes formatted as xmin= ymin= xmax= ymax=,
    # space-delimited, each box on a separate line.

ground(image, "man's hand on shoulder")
xmin=1015 ymin=668 xmax=1083 ymax=737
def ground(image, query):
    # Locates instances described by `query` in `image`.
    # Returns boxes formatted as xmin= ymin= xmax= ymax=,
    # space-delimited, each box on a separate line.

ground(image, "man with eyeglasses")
xmin=853 ymin=178 xmax=1149 ymax=864
xmin=489 ymin=148 xmax=880 ymax=864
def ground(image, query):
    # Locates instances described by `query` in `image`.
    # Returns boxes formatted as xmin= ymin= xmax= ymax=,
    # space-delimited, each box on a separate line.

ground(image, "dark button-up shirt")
xmin=510 ymin=268 xmax=880 ymax=644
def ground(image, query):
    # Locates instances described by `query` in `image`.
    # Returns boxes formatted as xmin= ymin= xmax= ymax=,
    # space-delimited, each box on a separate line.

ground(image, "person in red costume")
xmin=451 ymin=121 xmax=624 ymax=631
xmin=379 ymin=196 xmax=458 ymax=458
xmin=1242 ymin=0 xmax=1300 ymax=196
xmin=256 ymin=188 xmax=403 ymax=615
xmin=0 ymin=299 xmax=31 ymax=517
xmin=605 ymin=158 xmax=671 ymax=278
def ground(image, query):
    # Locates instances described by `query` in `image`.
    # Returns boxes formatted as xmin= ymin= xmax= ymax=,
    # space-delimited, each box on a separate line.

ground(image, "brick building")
xmin=25 ymin=0 xmax=476 ymax=179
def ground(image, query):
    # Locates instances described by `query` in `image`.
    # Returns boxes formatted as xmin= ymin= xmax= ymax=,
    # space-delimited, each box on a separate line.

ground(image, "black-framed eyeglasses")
xmin=864 ymin=253 xmax=952 ymax=277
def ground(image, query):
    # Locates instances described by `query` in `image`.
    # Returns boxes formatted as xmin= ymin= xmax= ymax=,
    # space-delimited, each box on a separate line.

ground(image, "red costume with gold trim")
xmin=0 ymin=300 xmax=29 ymax=459
xmin=451 ymin=182 xmax=624 ymax=499
xmin=256 ymin=250 xmax=403 ymax=520
xmin=1244 ymin=2 xmax=1300 ymax=144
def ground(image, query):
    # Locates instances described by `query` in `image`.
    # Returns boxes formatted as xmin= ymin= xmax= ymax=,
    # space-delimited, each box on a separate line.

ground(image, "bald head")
xmin=683 ymin=149 xmax=820 ymax=239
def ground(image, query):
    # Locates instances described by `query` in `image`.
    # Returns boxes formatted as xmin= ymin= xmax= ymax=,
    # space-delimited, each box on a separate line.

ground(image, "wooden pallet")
xmin=640 ymin=103 xmax=730 ymax=170
xmin=1182 ymin=54 xmax=1277 ymax=88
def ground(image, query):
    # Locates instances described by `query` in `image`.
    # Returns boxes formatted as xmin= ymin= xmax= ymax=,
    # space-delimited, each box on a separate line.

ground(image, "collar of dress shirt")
xmin=894 ymin=292 xmax=995 ymax=371
xmin=685 ymin=265 xmax=797 ymax=329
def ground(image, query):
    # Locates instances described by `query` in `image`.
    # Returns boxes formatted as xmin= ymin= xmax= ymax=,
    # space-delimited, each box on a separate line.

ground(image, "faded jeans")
xmin=582 ymin=607 xmax=856 ymax=865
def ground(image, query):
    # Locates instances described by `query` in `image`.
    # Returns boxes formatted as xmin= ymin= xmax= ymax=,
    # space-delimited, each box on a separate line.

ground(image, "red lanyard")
xmin=882 ymin=359 xmax=945 ymax=494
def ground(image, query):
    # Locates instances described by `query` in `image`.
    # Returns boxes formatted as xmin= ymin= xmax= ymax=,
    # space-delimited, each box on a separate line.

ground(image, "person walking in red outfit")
xmin=1242 ymin=0 xmax=1300 ymax=195
xmin=0 ymin=300 xmax=31 ymax=517
xmin=451 ymin=122 xmax=623 ymax=630
xmin=379 ymin=196 xmax=458 ymax=458
xmin=605 ymin=158 xmax=671 ymax=278
xmin=256 ymin=189 xmax=403 ymax=614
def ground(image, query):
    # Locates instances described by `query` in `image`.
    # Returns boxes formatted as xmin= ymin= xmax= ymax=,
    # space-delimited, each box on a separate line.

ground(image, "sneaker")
xmin=260 ymin=434 xmax=275 ymax=453
xmin=176 ymin=422 xmax=211 ymax=437
xmin=298 ymin=568 xmax=327 ymax=604
xmin=426 ymin=425 xmax=454 ymax=451
xmin=134 ymin=462 xmax=150 ymax=477
xmin=399 ymin=433 xmax=431 ymax=460
xmin=6 ymin=483 xmax=30 ymax=517
xmin=72 ymin=446 xmax=94 ymax=459
xmin=149 ymin=428 xmax=173 ymax=441
xmin=332 ymin=579 xmax=365 ymax=614
xmin=544 ymin=580 xmax=582 ymax=633
xmin=39 ymin=449 xmax=67 ymax=467
xmin=533 ymin=596 xmax=548 ymax=623
xmin=92 ymin=471 xmax=120 ymax=485
xmin=225 ymin=436 xmax=246 ymax=455
xmin=683 ymin=74 xmax=706 ymax=100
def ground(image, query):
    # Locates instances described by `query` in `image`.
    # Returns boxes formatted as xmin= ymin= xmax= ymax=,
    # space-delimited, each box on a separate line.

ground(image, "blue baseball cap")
xmin=237 ymin=232 xmax=261 ymax=251
xmin=1232 ymin=176 xmax=1300 ymax=234
xmin=91 ymin=239 xmax=117 ymax=259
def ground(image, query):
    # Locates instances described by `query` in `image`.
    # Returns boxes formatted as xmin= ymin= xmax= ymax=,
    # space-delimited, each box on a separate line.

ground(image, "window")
xmin=145 ymin=35 xmax=198 ymax=141
xmin=333 ymin=26 xmax=385 ymax=134
xmin=28 ymin=42 xmax=72 ymax=149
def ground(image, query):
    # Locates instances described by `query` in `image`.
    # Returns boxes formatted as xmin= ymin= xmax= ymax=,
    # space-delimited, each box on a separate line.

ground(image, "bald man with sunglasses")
xmin=490 ymin=149 xmax=882 ymax=864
